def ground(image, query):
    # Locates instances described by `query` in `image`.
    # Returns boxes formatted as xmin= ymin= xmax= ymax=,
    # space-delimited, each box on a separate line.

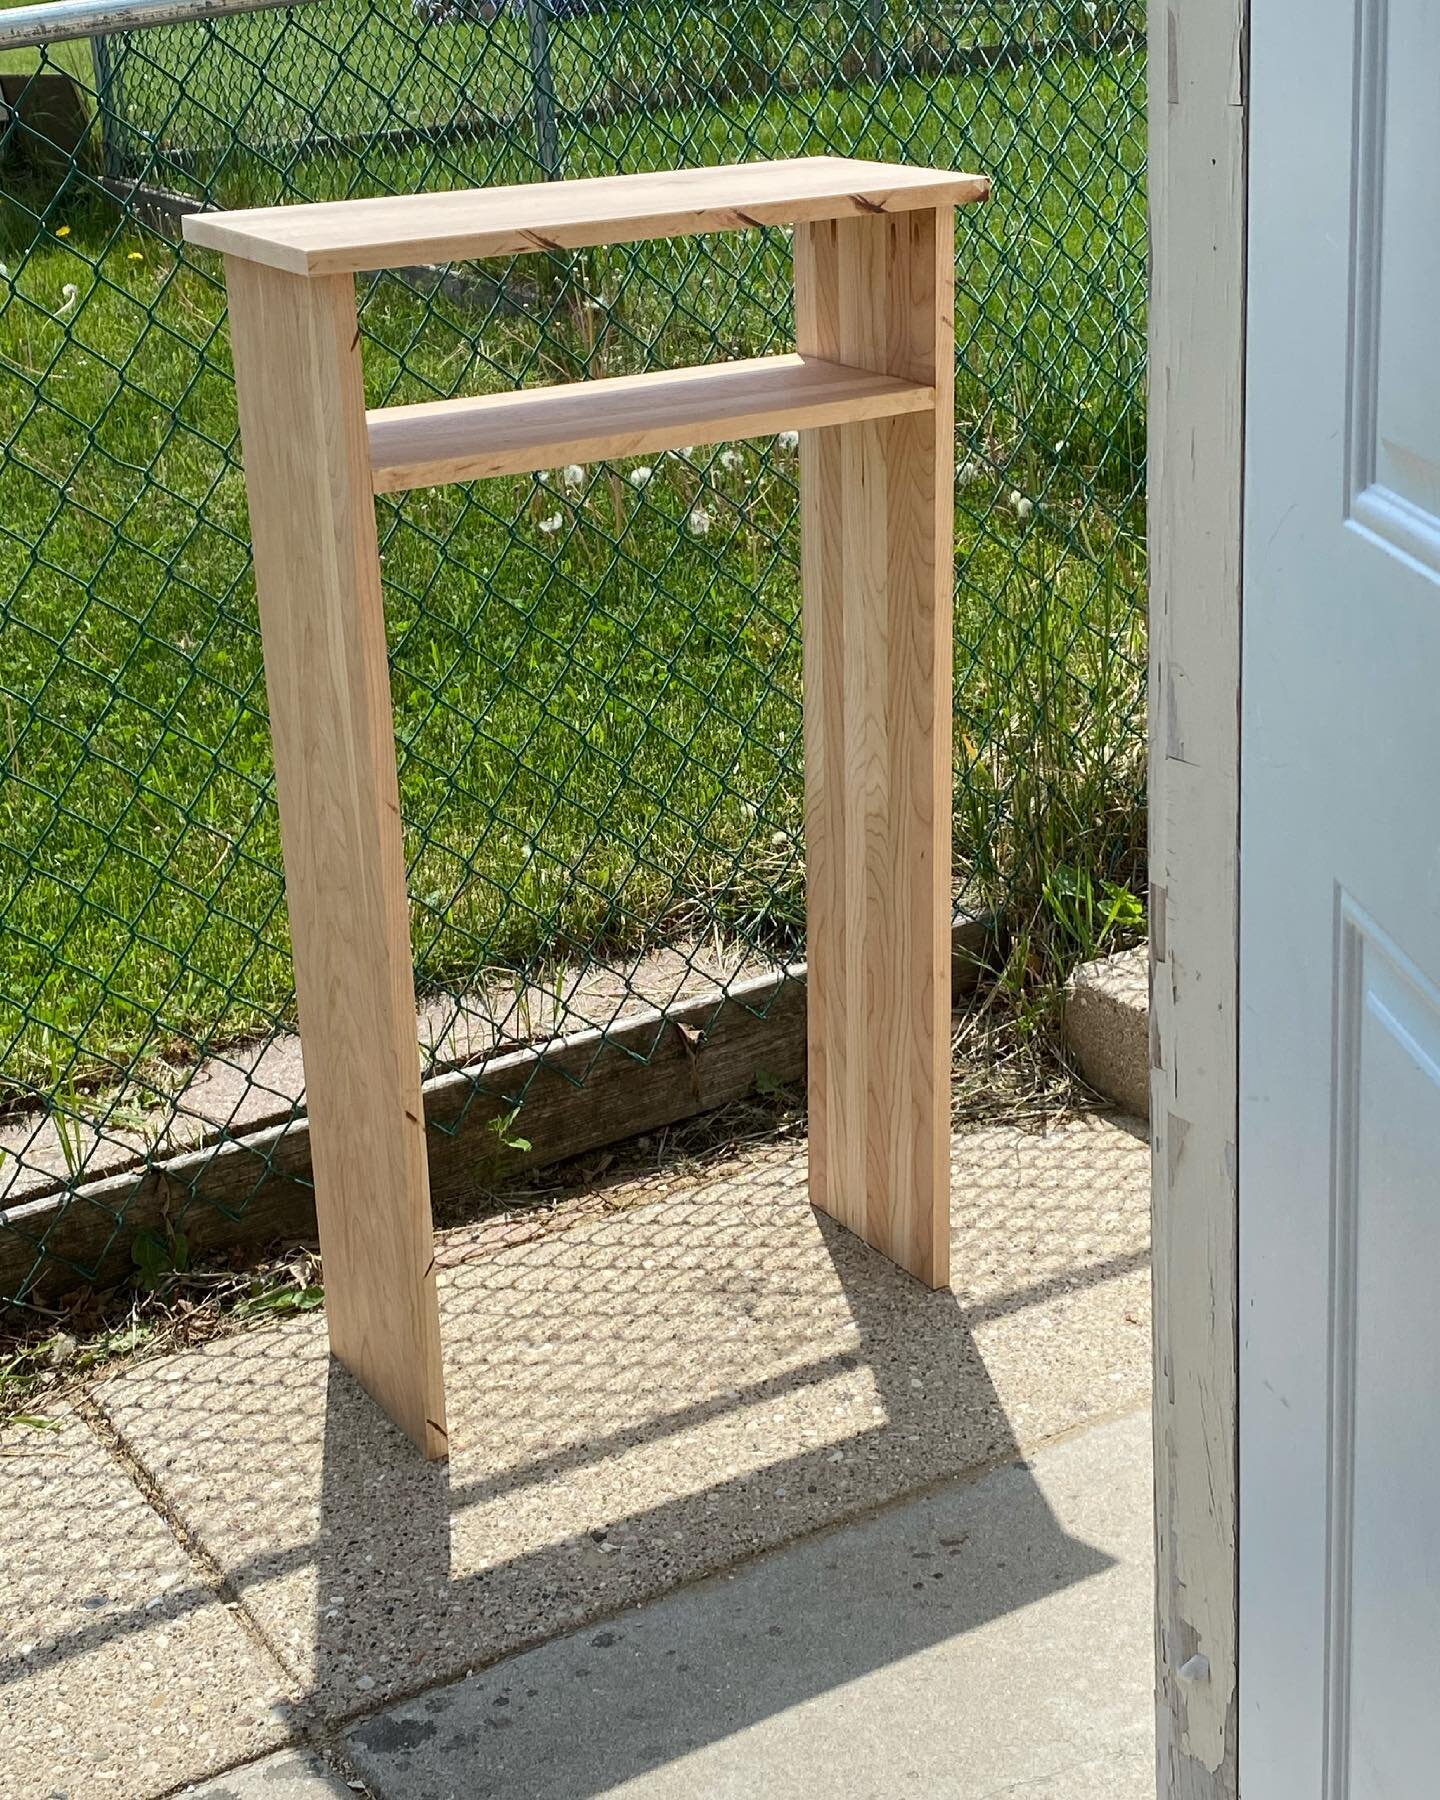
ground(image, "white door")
xmin=1240 ymin=0 xmax=1440 ymax=1793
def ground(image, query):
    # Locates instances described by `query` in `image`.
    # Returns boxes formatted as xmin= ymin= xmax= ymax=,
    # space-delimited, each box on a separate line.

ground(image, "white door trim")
xmin=1147 ymin=1 xmax=1246 ymax=1794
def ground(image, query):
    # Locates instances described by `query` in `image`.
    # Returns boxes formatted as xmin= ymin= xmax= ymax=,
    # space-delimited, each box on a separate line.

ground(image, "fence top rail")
xmin=0 ymin=0 xmax=312 ymax=52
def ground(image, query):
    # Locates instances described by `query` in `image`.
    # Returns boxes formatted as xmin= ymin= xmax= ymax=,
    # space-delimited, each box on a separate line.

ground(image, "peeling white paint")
xmin=1148 ymin=0 xmax=1246 ymax=1792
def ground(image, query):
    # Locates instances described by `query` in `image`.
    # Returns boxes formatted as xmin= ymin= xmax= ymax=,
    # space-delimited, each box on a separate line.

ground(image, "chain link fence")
xmin=0 ymin=0 xmax=1147 ymax=1311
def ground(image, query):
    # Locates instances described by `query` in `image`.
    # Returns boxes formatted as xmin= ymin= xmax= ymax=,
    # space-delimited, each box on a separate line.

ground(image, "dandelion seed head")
xmin=562 ymin=463 xmax=586 ymax=491
xmin=686 ymin=506 xmax=712 ymax=537
xmin=537 ymin=512 xmax=564 ymax=535
xmin=777 ymin=430 xmax=799 ymax=451
xmin=628 ymin=465 xmax=653 ymax=489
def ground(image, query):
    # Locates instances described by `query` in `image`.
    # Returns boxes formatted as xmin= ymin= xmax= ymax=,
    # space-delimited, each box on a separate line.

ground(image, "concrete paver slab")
xmin=95 ymin=1116 xmax=1148 ymax=1726
xmin=0 ymin=1408 xmax=292 ymax=1800
xmin=344 ymin=1409 xmax=1154 ymax=1799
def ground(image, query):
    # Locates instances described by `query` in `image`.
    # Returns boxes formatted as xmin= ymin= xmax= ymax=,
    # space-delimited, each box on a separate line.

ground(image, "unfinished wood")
xmin=1147 ymin=0 xmax=1245 ymax=1792
xmin=224 ymin=256 xmax=447 ymax=1460
xmin=367 ymin=354 xmax=933 ymax=492
xmin=175 ymin=157 xmax=981 ymax=1459
xmin=182 ymin=156 xmax=990 ymax=276
xmin=796 ymin=206 xmax=955 ymax=1290
xmin=0 ymin=917 xmax=994 ymax=1305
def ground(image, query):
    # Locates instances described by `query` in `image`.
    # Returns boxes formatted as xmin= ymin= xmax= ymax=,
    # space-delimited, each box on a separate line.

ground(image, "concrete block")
xmin=1064 ymin=944 xmax=1150 ymax=1119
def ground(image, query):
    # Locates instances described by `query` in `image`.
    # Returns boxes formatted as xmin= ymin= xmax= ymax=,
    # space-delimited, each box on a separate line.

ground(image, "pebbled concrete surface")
xmin=2 ymin=1110 xmax=1150 ymax=1798
xmin=343 ymin=1408 xmax=1155 ymax=1800
xmin=93 ymin=1115 xmax=1149 ymax=1726
xmin=183 ymin=1748 xmax=357 ymax=1797
xmin=0 ymin=1407 xmax=292 ymax=1800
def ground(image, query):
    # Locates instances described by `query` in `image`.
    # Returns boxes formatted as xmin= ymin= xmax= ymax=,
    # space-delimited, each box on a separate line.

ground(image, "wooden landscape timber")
xmin=0 ymin=916 xmax=992 ymax=1309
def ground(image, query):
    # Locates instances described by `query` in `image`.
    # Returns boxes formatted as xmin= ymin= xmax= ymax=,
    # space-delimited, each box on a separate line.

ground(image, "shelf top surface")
xmin=182 ymin=157 xmax=990 ymax=277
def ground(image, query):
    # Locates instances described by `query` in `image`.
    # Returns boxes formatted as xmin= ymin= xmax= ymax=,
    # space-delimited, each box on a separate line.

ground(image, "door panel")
xmin=1328 ymin=902 xmax=1440 ymax=1799
xmin=1349 ymin=0 xmax=1440 ymax=568
xmin=1241 ymin=0 xmax=1440 ymax=1794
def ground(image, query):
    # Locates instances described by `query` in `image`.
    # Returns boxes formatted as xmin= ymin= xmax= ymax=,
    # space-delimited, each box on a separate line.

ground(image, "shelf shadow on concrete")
xmin=68 ymin=1114 xmax=1150 ymax=1790
xmin=334 ymin=1224 xmax=1120 ymax=1796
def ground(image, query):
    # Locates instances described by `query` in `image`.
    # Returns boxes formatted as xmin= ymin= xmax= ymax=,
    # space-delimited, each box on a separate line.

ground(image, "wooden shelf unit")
xmin=189 ymin=157 xmax=989 ymax=1458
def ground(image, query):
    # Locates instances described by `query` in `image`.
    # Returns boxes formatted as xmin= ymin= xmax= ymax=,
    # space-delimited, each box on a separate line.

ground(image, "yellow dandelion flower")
xmin=56 ymin=225 xmax=71 ymax=238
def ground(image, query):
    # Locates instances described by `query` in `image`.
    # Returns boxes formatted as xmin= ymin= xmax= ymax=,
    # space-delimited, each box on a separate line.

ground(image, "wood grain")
xmin=225 ymin=256 xmax=447 ymax=1460
xmin=1147 ymin=0 xmax=1244 ymax=1791
xmin=795 ymin=206 xmax=955 ymax=1289
xmin=367 ymin=354 xmax=933 ymax=491
xmin=182 ymin=157 xmax=990 ymax=275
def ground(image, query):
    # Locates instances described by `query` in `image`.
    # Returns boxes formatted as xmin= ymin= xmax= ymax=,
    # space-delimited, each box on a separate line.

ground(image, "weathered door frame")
xmin=1148 ymin=0 xmax=1246 ymax=1794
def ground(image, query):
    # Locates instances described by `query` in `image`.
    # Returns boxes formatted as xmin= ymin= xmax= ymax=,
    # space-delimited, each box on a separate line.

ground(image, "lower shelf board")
xmin=366 ymin=352 xmax=934 ymax=491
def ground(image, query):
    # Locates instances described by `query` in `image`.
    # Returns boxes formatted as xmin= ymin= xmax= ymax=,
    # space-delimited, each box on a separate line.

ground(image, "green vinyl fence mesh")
xmin=0 ymin=0 xmax=1147 ymax=1310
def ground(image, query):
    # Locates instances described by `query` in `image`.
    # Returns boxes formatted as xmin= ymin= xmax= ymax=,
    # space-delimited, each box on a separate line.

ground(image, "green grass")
xmin=1 ymin=0 xmax=1139 ymax=139
xmin=0 ymin=30 xmax=1146 ymax=1100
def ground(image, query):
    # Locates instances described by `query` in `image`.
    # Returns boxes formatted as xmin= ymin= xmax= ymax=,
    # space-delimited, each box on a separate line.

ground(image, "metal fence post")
xmin=865 ymin=0 xmax=888 ymax=82
xmin=88 ymin=29 xmax=130 ymax=180
xmin=523 ymin=0 xmax=560 ymax=180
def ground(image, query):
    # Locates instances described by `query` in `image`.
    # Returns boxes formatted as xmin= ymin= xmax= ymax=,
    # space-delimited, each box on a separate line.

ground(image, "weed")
xmin=235 ymin=1281 xmax=324 ymax=1317
xmin=130 ymin=1226 xmax=190 ymax=1291
xmin=488 ymin=1105 xmax=533 ymax=1157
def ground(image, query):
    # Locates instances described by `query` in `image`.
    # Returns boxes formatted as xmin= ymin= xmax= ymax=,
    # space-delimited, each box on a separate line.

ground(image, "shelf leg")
xmin=795 ymin=206 xmax=955 ymax=1289
xmin=225 ymin=258 xmax=448 ymax=1457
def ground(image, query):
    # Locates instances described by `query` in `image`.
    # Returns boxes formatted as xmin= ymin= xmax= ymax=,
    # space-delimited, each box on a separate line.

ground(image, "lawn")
xmin=0 ymin=19 xmax=1146 ymax=1099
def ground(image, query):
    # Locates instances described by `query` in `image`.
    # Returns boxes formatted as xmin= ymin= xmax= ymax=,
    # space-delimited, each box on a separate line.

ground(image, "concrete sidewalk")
xmin=1 ymin=1111 xmax=1152 ymax=1799
xmin=339 ymin=1409 xmax=1153 ymax=1799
